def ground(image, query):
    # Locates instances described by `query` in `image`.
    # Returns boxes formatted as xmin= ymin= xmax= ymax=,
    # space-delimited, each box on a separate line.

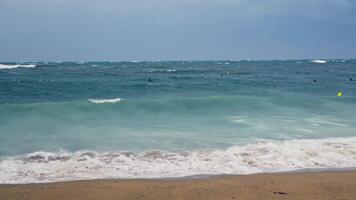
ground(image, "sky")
xmin=0 ymin=0 xmax=356 ymax=61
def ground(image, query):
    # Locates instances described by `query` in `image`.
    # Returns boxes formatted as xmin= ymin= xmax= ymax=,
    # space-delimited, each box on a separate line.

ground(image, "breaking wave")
xmin=311 ymin=60 xmax=327 ymax=64
xmin=0 ymin=64 xmax=37 ymax=69
xmin=88 ymin=98 xmax=122 ymax=104
xmin=1 ymin=137 xmax=356 ymax=183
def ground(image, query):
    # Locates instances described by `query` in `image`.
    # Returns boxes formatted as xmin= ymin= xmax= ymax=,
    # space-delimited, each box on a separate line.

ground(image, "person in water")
xmin=147 ymin=78 xmax=152 ymax=82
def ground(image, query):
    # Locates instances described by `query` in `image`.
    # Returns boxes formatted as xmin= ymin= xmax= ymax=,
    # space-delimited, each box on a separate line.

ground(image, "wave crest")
xmin=88 ymin=98 xmax=122 ymax=104
xmin=311 ymin=60 xmax=327 ymax=64
xmin=0 ymin=64 xmax=37 ymax=69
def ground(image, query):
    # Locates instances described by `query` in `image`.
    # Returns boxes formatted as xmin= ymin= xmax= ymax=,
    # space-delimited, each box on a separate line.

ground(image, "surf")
xmin=1 ymin=137 xmax=356 ymax=183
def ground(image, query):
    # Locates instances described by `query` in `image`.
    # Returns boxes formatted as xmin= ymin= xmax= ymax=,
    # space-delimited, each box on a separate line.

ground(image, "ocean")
xmin=0 ymin=60 xmax=356 ymax=183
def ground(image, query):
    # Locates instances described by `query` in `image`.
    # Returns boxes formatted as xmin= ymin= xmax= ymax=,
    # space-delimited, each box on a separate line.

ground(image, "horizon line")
xmin=1 ymin=58 xmax=356 ymax=63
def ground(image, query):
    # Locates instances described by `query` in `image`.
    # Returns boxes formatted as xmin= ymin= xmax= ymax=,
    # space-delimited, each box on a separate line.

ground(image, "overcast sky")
xmin=0 ymin=0 xmax=355 ymax=61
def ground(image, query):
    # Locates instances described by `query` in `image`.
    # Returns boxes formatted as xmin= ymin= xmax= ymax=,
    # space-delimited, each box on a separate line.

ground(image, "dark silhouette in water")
xmin=313 ymin=79 xmax=317 ymax=83
xmin=350 ymin=77 xmax=353 ymax=81
xmin=147 ymin=78 xmax=152 ymax=82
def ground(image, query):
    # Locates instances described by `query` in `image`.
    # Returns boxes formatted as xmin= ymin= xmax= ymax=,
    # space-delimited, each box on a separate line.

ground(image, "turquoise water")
xmin=0 ymin=60 xmax=356 ymax=183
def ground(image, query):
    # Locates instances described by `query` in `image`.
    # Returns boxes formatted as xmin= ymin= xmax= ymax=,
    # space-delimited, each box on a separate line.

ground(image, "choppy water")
xmin=0 ymin=60 xmax=355 ymax=183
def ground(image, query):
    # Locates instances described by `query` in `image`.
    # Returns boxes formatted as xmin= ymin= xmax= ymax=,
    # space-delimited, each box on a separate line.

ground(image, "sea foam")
xmin=1 ymin=137 xmax=356 ymax=184
xmin=88 ymin=98 xmax=122 ymax=104
xmin=311 ymin=60 xmax=327 ymax=64
xmin=0 ymin=64 xmax=37 ymax=69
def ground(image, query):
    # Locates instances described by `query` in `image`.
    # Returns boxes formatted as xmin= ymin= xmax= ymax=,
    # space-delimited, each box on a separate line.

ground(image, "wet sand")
xmin=1 ymin=171 xmax=356 ymax=200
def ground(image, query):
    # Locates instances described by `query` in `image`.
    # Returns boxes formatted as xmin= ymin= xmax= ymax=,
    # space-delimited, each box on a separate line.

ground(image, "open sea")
xmin=0 ymin=60 xmax=356 ymax=183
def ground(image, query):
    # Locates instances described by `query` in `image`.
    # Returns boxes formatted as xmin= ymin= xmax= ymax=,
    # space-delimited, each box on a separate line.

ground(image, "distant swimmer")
xmin=337 ymin=91 xmax=343 ymax=97
xmin=147 ymin=78 xmax=152 ymax=82
xmin=350 ymin=77 xmax=353 ymax=81
xmin=313 ymin=79 xmax=317 ymax=83
xmin=220 ymin=73 xmax=223 ymax=77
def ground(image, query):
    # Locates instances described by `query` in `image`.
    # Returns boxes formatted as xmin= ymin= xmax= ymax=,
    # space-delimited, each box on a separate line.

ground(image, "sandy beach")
xmin=1 ymin=171 xmax=356 ymax=200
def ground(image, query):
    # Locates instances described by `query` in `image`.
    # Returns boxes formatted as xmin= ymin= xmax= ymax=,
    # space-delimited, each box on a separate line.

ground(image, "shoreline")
xmin=2 ymin=166 xmax=356 ymax=185
xmin=1 ymin=170 xmax=356 ymax=200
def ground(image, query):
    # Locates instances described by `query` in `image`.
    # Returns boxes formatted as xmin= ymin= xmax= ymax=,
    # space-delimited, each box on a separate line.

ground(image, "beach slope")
xmin=1 ymin=171 xmax=356 ymax=200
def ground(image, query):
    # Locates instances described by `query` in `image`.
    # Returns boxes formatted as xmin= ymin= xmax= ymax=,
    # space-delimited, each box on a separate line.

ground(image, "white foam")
xmin=88 ymin=98 xmax=122 ymax=104
xmin=148 ymin=69 xmax=176 ymax=73
xmin=1 ymin=137 xmax=356 ymax=184
xmin=0 ymin=64 xmax=37 ymax=69
xmin=311 ymin=59 xmax=327 ymax=64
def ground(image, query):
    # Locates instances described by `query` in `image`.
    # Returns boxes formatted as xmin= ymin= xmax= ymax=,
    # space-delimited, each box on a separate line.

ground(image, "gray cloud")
xmin=0 ymin=0 xmax=355 ymax=61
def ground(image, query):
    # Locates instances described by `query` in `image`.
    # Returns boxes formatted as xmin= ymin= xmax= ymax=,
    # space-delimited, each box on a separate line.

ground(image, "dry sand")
xmin=1 ymin=171 xmax=356 ymax=200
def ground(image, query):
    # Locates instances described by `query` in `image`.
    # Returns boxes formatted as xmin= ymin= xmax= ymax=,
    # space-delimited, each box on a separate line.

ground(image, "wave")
xmin=88 ymin=98 xmax=122 ymax=104
xmin=311 ymin=59 xmax=327 ymax=64
xmin=148 ymin=69 xmax=177 ymax=73
xmin=2 ymin=95 xmax=356 ymax=122
xmin=0 ymin=64 xmax=37 ymax=69
xmin=1 ymin=137 xmax=356 ymax=183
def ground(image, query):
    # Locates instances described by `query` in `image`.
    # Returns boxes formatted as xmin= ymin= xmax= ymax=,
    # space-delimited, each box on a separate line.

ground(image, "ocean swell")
xmin=1 ymin=137 xmax=356 ymax=184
